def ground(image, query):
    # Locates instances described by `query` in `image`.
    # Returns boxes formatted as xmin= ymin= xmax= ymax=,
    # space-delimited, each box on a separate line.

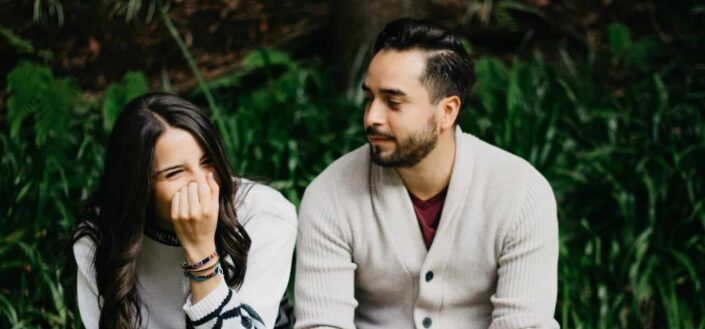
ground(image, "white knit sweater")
xmin=74 ymin=179 xmax=297 ymax=329
xmin=295 ymin=129 xmax=559 ymax=329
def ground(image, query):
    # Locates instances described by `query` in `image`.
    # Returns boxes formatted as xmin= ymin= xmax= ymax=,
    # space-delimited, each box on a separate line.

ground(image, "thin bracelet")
xmin=187 ymin=257 xmax=220 ymax=274
xmin=185 ymin=263 xmax=223 ymax=282
xmin=181 ymin=250 xmax=218 ymax=271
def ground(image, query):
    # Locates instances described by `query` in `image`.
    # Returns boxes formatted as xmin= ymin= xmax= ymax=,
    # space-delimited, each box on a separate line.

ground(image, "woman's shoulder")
xmin=233 ymin=178 xmax=297 ymax=229
xmin=73 ymin=223 xmax=98 ymax=273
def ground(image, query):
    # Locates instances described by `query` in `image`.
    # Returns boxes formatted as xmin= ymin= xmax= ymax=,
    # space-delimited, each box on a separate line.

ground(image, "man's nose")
xmin=365 ymin=99 xmax=386 ymax=127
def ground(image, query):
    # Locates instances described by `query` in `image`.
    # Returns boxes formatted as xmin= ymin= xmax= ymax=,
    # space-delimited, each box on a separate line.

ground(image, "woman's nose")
xmin=191 ymin=167 xmax=211 ymax=184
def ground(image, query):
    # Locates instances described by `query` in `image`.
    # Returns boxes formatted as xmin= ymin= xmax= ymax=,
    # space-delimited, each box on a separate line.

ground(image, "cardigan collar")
xmin=369 ymin=127 xmax=475 ymax=274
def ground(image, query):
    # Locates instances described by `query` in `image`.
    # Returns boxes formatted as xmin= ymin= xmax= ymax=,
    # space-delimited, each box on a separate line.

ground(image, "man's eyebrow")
xmin=379 ymin=88 xmax=407 ymax=97
xmin=360 ymin=84 xmax=408 ymax=98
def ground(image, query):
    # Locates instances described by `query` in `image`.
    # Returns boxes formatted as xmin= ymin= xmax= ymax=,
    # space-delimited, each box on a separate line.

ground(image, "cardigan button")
xmin=422 ymin=317 xmax=432 ymax=328
xmin=425 ymin=271 xmax=434 ymax=282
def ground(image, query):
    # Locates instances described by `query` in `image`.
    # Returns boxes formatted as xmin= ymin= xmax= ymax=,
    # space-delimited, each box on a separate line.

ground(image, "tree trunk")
xmin=327 ymin=0 xmax=431 ymax=91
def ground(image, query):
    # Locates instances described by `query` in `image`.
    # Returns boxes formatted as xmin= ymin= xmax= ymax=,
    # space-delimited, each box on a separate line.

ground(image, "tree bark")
xmin=327 ymin=0 xmax=431 ymax=91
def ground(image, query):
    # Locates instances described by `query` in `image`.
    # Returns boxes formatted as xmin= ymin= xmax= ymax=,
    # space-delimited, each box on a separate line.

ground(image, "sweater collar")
xmin=144 ymin=223 xmax=181 ymax=247
xmin=369 ymin=127 xmax=475 ymax=272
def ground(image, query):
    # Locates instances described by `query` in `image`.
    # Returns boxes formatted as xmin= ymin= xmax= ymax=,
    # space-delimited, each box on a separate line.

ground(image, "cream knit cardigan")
xmin=295 ymin=129 xmax=559 ymax=329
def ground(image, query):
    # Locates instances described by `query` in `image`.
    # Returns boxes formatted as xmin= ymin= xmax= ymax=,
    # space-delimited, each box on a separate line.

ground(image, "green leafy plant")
xmin=1 ymin=63 xmax=150 ymax=328
xmin=101 ymin=71 xmax=149 ymax=131
xmin=463 ymin=0 xmax=550 ymax=30
xmin=463 ymin=41 xmax=704 ymax=328
xmin=2 ymin=8 xmax=703 ymax=328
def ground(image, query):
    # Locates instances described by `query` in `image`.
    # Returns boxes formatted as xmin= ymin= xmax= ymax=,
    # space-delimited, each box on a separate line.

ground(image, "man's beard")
xmin=367 ymin=117 xmax=438 ymax=168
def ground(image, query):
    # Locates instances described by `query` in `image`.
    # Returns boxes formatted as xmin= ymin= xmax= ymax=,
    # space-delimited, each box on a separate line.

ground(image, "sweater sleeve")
xmin=76 ymin=235 xmax=267 ymax=329
xmin=489 ymin=172 xmax=560 ymax=329
xmin=236 ymin=189 xmax=298 ymax=328
xmin=183 ymin=278 xmax=266 ymax=329
xmin=295 ymin=177 xmax=357 ymax=329
xmin=184 ymin=183 xmax=297 ymax=329
xmin=74 ymin=237 xmax=100 ymax=329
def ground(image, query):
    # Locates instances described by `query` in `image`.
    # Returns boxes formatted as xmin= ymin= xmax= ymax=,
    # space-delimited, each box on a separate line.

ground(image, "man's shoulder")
xmin=304 ymin=144 xmax=370 ymax=196
xmin=460 ymin=132 xmax=553 ymax=203
xmin=462 ymin=132 xmax=545 ymax=180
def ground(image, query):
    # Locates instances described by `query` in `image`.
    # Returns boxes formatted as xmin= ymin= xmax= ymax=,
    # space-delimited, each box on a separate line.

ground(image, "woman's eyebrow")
xmin=154 ymin=164 xmax=182 ymax=176
xmin=154 ymin=155 xmax=208 ymax=175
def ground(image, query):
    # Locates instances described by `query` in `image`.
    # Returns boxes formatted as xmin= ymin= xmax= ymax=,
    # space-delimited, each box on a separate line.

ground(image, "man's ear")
xmin=438 ymin=95 xmax=461 ymax=130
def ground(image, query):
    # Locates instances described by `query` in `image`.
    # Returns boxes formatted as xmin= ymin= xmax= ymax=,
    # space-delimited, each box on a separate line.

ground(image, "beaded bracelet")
xmin=185 ymin=263 xmax=223 ymax=282
xmin=187 ymin=259 xmax=219 ymax=274
xmin=181 ymin=250 xmax=218 ymax=271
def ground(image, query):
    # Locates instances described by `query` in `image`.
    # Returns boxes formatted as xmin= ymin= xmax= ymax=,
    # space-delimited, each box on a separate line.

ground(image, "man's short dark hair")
xmin=373 ymin=18 xmax=475 ymax=115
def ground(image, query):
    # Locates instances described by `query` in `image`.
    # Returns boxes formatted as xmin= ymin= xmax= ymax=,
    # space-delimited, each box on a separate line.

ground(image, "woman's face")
xmin=151 ymin=127 xmax=217 ymax=227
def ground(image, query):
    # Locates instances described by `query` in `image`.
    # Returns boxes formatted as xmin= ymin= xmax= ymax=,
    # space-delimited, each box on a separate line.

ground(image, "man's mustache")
xmin=365 ymin=127 xmax=395 ymax=140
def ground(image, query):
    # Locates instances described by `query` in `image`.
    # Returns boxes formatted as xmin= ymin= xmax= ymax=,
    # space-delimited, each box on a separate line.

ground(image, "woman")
xmin=73 ymin=93 xmax=297 ymax=328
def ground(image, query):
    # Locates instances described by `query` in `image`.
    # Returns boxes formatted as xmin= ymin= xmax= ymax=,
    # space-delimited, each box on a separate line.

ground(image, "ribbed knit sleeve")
xmin=489 ymin=171 xmax=560 ymax=329
xmin=295 ymin=175 xmax=358 ymax=329
xmin=184 ymin=278 xmax=266 ymax=329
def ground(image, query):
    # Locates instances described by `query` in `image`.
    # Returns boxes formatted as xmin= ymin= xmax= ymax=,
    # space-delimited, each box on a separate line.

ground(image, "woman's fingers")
xmin=171 ymin=191 xmax=180 ymax=220
xmin=179 ymin=185 xmax=189 ymax=219
xmin=197 ymin=174 xmax=210 ymax=215
xmin=188 ymin=182 xmax=200 ymax=218
xmin=207 ymin=172 xmax=220 ymax=210
xmin=173 ymin=176 xmax=216 ymax=222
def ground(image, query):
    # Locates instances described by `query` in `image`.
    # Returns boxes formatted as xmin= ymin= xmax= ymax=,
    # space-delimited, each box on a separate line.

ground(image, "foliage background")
xmin=1 ymin=1 xmax=704 ymax=328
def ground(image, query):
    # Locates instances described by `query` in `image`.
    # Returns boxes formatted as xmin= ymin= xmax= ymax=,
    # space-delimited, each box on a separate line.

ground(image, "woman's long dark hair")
xmin=74 ymin=93 xmax=251 ymax=328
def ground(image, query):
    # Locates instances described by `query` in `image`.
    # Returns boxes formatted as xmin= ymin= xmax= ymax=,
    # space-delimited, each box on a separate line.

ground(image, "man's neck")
xmin=397 ymin=132 xmax=456 ymax=201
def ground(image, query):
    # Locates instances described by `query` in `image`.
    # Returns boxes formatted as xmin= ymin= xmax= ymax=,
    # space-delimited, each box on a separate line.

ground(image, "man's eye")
xmin=387 ymin=99 xmax=401 ymax=107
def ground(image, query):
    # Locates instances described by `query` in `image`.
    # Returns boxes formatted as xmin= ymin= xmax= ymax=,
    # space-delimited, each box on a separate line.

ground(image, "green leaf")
xmin=102 ymin=71 xmax=149 ymax=131
xmin=241 ymin=49 xmax=294 ymax=71
xmin=123 ymin=71 xmax=149 ymax=100
xmin=102 ymin=84 xmax=125 ymax=131
xmin=608 ymin=23 xmax=631 ymax=57
xmin=6 ymin=61 xmax=78 ymax=146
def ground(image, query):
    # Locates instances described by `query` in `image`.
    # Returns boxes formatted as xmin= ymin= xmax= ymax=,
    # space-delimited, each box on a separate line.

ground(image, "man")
xmin=295 ymin=18 xmax=559 ymax=329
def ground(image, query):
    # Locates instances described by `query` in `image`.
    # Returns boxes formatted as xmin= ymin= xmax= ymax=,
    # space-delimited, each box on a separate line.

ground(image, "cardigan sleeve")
xmin=295 ymin=175 xmax=358 ymax=329
xmin=489 ymin=171 xmax=560 ymax=329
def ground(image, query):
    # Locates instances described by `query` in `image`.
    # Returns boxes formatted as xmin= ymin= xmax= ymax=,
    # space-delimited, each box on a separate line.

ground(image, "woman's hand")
xmin=170 ymin=172 xmax=220 ymax=262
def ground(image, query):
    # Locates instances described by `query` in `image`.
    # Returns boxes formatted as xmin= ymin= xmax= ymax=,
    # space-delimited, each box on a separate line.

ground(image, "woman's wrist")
xmin=185 ymin=262 xmax=223 ymax=282
xmin=182 ymin=241 xmax=217 ymax=264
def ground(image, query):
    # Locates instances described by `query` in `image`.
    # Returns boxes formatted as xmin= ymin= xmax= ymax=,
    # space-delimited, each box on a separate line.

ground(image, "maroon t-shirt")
xmin=409 ymin=187 xmax=448 ymax=249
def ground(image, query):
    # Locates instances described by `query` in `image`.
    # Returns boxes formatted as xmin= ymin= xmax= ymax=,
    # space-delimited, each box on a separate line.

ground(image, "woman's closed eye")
xmin=200 ymin=157 xmax=213 ymax=168
xmin=164 ymin=169 xmax=183 ymax=179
